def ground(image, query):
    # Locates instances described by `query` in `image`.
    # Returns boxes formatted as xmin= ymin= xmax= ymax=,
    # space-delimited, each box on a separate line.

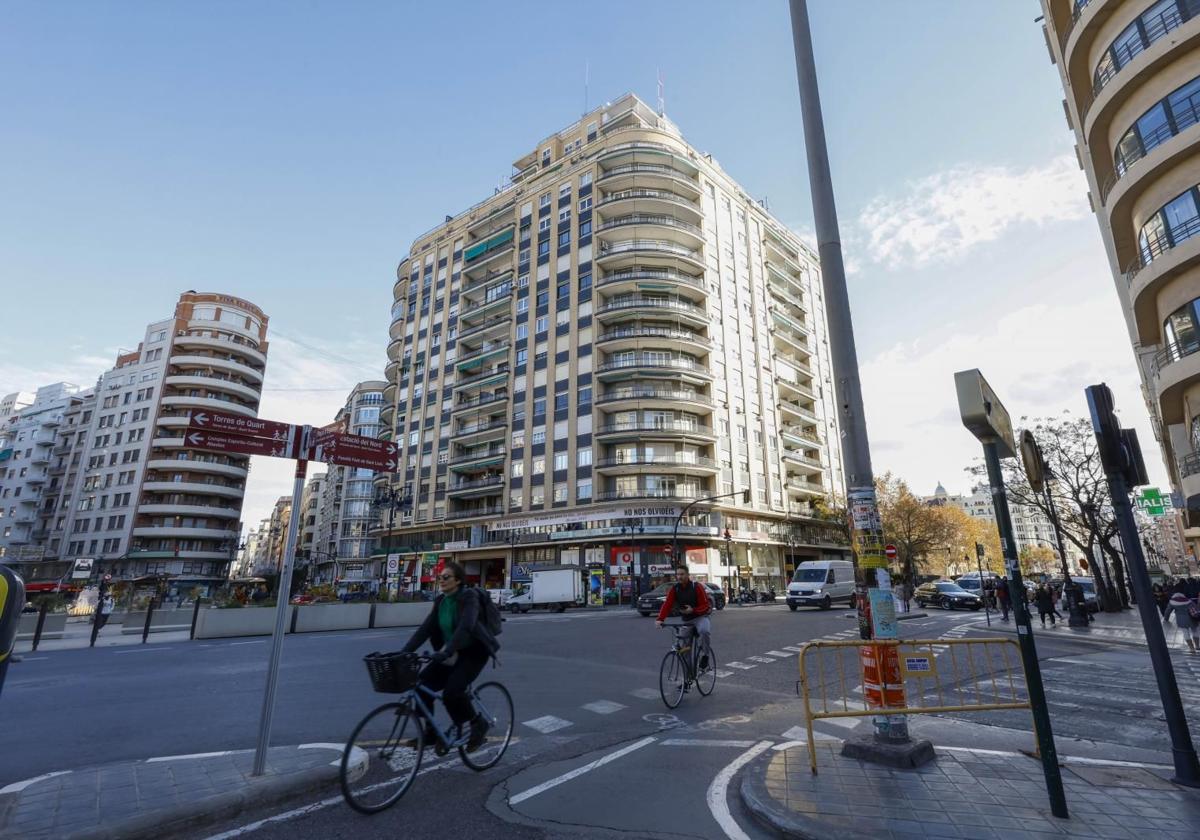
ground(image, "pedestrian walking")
xmin=996 ymin=578 xmax=1011 ymax=622
xmin=95 ymin=594 xmax=115 ymax=631
xmin=1153 ymin=583 xmax=1170 ymax=618
xmin=892 ymin=579 xmax=907 ymax=614
xmin=1164 ymin=585 xmax=1200 ymax=653
xmin=251 ymin=584 xmax=268 ymax=604
xmin=1034 ymin=583 xmax=1056 ymax=628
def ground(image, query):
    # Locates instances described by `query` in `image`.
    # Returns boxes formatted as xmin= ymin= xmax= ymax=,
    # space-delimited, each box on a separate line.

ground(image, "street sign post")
xmin=188 ymin=409 xmax=294 ymax=441
xmin=308 ymin=429 xmax=398 ymax=471
xmin=185 ymin=430 xmax=298 ymax=459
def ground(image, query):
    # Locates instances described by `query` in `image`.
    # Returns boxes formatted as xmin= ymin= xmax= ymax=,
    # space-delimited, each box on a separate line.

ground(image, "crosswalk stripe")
xmin=726 ymin=661 xmax=756 ymax=670
xmin=764 ymin=650 xmax=793 ymax=658
xmin=581 ymin=700 xmax=626 ymax=715
xmin=630 ymin=688 xmax=660 ymax=700
xmin=747 ymin=656 xmax=776 ymax=664
xmin=715 ymin=670 xmax=734 ymax=678
xmin=522 ymin=715 xmax=573 ymax=734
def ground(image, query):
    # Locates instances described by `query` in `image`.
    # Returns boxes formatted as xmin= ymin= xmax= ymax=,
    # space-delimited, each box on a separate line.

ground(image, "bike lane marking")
xmin=522 ymin=715 xmax=573 ymax=734
xmin=706 ymin=740 xmax=773 ymax=840
xmin=508 ymin=736 xmax=657 ymax=805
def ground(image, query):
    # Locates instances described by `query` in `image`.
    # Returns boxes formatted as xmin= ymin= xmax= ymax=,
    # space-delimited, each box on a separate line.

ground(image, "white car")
xmin=487 ymin=588 xmax=516 ymax=607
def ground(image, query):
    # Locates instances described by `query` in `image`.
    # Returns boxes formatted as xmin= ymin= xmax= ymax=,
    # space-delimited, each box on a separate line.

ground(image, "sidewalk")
xmin=741 ymin=741 xmax=1200 ymax=839
xmin=0 ymin=744 xmax=350 ymax=840
xmin=985 ymin=607 xmax=1158 ymax=649
xmin=14 ymin=617 xmax=190 ymax=653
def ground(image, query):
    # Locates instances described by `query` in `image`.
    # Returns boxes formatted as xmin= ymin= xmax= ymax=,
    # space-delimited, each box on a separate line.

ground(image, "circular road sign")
xmin=884 ymin=545 xmax=898 ymax=561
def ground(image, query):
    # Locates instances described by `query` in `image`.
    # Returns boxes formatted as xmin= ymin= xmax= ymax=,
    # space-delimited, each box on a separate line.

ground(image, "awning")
xmin=24 ymin=581 xmax=78 ymax=593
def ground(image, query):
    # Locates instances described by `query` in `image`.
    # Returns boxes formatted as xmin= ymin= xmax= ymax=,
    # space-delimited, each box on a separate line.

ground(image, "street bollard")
xmin=142 ymin=598 xmax=156 ymax=644
xmin=31 ymin=600 xmax=48 ymax=652
xmin=0 ymin=565 xmax=26 ymax=700
xmin=190 ymin=597 xmax=205 ymax=640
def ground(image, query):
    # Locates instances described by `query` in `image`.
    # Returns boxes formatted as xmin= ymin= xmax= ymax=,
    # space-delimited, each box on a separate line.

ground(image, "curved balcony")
xmin=597 ymin=188 xmax=702 ymax=223
xmin=452 ymin=390 xmax=508 ymax=415
xmin=598 ymin=140 xmax=698 ymax=169
xmin=596 ymin=214 xmax=704 ymax=249
xmin=456 ymin=313 xmax=512 ymax=343
xmin=595 ymin=356 xmax=712 ymax=383
xmin=1126 ymin=218 xmax=1200 ymax=342
xmin=444 ymin=505 xmax=505 ymax=522
xmin=597 ymin=162 xmax=702 ymax=197
xmin=597 ymin=267 xmax=706 ymax=296
xmin=132 ymin=526 xmax=240 ymax=541
xmin=159 ymin=395 xmax=257 ymax=418
xmin=596 ymin=239 xmax=704 ymax=273
xmin=146 ymin=458 xmax=249 ymax=479
xmin=1091 ymin=2 xmax=1195 ymax=100
xmin=384 ymin=357 xmax=402 ymax=382
xmin=594 ymin=297 xmax=708 ymax=328
xmin=594 ymin=420 xmax=716 ymax=442
xmin=783 ymin=448 xmax=825 ymax=474
xmin=138 ymin=503 xmax=241 ymax=519
xmin=142 ymin=481 xmax=244 ymax=498
xmin=447 ymin=476 xmax=505 ymax=498
xmin=164 ymin=374 xmax=261 ymax=402
xmin=1104 ymin=94 xmax=1200 ymax=205
xmin=595 ymin=326 xmax=710 ymax=353
xmin=169 ymin=354 xmax=265 ymax=383
xmin=383 ymin=380 xmax=398 ymax=405
xmin=387 ymin=337 xmax=404 ymax=362
xmin=595 ymin=387 xmax=714 ymax=412
xmin=459 ymin=290 xmax=513 ymax=324
xmin=448 ymin=447 xmax=506 ymax=471
xmin=593 ymin=489 xmax=707 ymax=503
xmin=784 ymin=478 xmax=825 ymax=500
xmin=172 ymin=334 xmax=266 ymax=366
xmin=594 ymin=455 xmax=719 ymax=475
xmin=1154 ymin=340 xmax=1200 ymax=425
xmin=453 ymin=366 xmax=510 ymax=393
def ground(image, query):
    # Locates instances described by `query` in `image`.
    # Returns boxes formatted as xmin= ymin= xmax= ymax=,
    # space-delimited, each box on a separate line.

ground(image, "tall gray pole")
xmin=790 ymin=0 xmax=901 ymax=742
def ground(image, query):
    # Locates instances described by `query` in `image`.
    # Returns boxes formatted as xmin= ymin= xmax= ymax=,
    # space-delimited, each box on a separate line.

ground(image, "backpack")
xmin=472 ymin=587 xmax=504 ymax=636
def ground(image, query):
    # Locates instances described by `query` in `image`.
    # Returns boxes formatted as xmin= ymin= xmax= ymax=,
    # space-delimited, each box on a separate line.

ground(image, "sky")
xmin=0 ymin=1 xmax=1161 ymax=531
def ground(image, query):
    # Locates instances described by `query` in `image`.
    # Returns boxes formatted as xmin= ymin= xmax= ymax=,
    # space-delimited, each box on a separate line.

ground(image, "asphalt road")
xmin=5 ymin=602 xmax=1193 ymax=839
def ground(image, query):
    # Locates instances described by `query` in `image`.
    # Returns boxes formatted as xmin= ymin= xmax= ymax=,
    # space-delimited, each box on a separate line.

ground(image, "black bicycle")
xmin=340 ymin=651 xmax=514 ymax=814
xmin=659 ymin=621 xmax=716 ymax=708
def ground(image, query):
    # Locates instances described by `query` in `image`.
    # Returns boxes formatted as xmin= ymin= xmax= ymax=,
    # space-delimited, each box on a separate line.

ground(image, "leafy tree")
xmin=1019 ymin=545 xmax=1059 ymax=577
xmin=876 ymin=472 xmax=952 ymax=582
xmin=940 ymin=504 xmax=1004 ymax=576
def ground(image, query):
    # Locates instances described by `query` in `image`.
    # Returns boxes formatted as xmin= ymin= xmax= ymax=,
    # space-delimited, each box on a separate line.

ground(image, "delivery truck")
xmin=507 ymin=566 xmax=583 ymax=614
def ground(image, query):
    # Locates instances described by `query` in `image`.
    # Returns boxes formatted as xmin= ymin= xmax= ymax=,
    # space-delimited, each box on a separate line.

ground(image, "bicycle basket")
xmin=363 ymin=651 xmax=421 ymax=693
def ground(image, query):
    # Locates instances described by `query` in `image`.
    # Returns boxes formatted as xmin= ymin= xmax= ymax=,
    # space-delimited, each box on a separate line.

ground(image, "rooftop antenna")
xmin=656 ymin=68 xmax=665 ymax=116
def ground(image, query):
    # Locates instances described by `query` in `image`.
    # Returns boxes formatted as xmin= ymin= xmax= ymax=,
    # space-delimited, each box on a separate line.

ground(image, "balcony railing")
xmin=455 ymin=365 xmax=510 ymax=389
xmin=1127 ymin=214 xmax=1200 ymax=283
xmin=454 ymin=390 xmax=508 ymax=412
xmin=456 ymin=313 xmax=512 ymax=342
xmin=1104 ymin=95 xmax=1200 ymax=201
xmin=1181 ymin=452 xmax=1200 ymax=478
xmin=598 ymin=189 xmax=700 ymax=213
xmin=594 ymin=490 xmax=706 ymax=502
xmin=449 ymin=476 xmax=505 ymax=492
xmin=448 ymin=447 xmax=506 ymax=466
xmin=444 ymin=505 xmax=505 ymax=521
xmin=596 ymin=326 xmax=710 ymax=347
xmin=1153 ymin=339 xmax=1200 ymax=376
xmin=596 ymin=387 xmax=713 ymax=406
xmin=597 ymin=214 xmax=703 ymax=238
xmin=595 ymin=455 xmax=718 ymax=469
xmin=597 ymin=239 xmax=701 ymax=262
xmin=598 ymin=163 xmax=697 ymax=184
xmin=595 ymin=421 xmax=714 ymax=436
xmin=597 ymin=266 xmax=706 ymax=292
xmin=596 ymin=356 xmax=709 ymax=375
xmin=453 ymin=419 xmax=508 ymax=438
xmin=456 ymin=341 xmax=510 ymax=367
xmin=1092 ymin=3 xmax=1192 ymax=98
xmin=596 ymin=297 xmax=705 ymax=318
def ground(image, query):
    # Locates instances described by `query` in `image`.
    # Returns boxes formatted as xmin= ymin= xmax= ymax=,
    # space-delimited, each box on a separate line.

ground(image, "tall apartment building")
xmin=308 ymin=382 xmax=386 ymax=588
xmin=380 ymin=94 xmax=848 ymax=592
xmin=298 ymin=471 xmax=325 ymax=579
xmin=1 ymin=292 xmax=269 ymax=597
xmin=1040 ymin=1 xmax=1200 ymax=549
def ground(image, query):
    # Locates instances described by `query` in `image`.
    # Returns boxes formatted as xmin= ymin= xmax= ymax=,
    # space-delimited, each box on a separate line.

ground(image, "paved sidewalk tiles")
xmin=741 ymin=741 xmax=1200 ymax=839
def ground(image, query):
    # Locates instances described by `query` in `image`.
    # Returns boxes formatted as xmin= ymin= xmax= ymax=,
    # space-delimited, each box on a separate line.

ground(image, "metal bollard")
xmin=32 ymin=601 xmax=48 ymax=652
xmin=190 ymin=597 xmax=205 ymax=640
xmin=142 ymin=598 xmax=156 ymax=644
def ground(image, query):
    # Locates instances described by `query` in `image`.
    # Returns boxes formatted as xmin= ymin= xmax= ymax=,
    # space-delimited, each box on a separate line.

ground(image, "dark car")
xmin=915 ymin=581 xmax=982 ymax=611
xmin=637 ymin=581 xmax=725 ymax=617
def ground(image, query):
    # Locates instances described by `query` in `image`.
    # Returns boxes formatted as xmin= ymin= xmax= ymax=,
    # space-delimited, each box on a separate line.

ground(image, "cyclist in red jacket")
xmin=656 ymin=565 xmax=712 ymax=668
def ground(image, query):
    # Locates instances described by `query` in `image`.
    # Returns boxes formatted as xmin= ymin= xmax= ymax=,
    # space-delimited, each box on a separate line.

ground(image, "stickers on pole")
xmin=868 ymin=588 xmax=898 ymax=639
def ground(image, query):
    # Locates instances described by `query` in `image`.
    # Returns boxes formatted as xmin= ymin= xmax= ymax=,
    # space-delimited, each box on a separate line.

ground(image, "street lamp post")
xmin=374 ymin=487 xmax=411 ymax=602
xmin=672 ymin=489 xmax=750 ymax=568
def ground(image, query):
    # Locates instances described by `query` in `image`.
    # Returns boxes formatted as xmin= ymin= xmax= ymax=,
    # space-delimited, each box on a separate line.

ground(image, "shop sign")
xmin=549 ymin=525 xmax=715 ymax=540
xmin=492 ymin=504 xmax=686 ymax=531
xmin=443 ymin=540 xmax=469 ymax=551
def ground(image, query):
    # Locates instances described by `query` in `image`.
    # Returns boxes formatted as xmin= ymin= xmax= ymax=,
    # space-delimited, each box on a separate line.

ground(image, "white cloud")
xmin=857 ymin=156 xmax=1090 ymax=268
xmin=859 ymin=296 xmax=1162 ymax=498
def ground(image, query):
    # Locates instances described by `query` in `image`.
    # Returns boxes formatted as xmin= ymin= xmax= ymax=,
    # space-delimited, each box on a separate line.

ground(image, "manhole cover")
xmin=1066 ymin=765 xmax=1175 ymax=790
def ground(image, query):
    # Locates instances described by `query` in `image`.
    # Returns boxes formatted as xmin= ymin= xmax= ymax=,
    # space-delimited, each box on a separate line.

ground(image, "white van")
xmin=787 ymin=559 xmax=856 ymax=610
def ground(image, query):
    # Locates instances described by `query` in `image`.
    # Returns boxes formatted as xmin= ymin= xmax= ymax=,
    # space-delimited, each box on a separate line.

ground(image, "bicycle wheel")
xmin=659 ymin=650 xmax=687 ymax=709
xmin=459 ymin=681 xmax=515 ymax=771
xmin=340 ymin=701 xmax=424 ymax=814
xmin=695 ymin=644 xmax=717 ymax=696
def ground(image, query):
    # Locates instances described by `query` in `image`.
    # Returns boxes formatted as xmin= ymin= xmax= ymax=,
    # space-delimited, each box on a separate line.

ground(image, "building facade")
xmin=379 ymin=94 xmax=848 ymax=593
xmin=0 ymin=292 xmax=269 ymax=596
xmin=926 ymin=482 xmax=1061 ymax=565
xmin=1041 ymin=1 xmax=1200 ymax=547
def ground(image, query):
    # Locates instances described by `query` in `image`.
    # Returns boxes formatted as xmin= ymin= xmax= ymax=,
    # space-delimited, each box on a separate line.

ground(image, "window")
xmin=539 ymin=191 xmax=551 ymax=207
xmin=1138 ymin=184 xmax=1200 ymax=266
xmin=532 ymin=428 xmax=546 ymax=445
xmin=530 ymin=487 xmax=544 ymax=506
xmin=558 ymin=182 xmax=571 ymax=198
xmin=533 ymin=398 xmax=546 ymax=417
xmin=558 ymin=207 xmax=571 ymax=223
xmin=580 ymin=171 xmax=592 ymax=187
xmin=579 ymin=220 xmax=592 ymax=238
xmin=539 ymin=217 xmax=551 ymax=232
xmin=554 ymin=452 xmax=568 ymax=472
xmin=537 ymin=290 xmax=549 ymax=308
xmin=553 ymin=482 xmax=568 ymax=503
xmin=511 ymin=459 xmax=524 ymax=477
xmin=516 ymin=324 xmax=529 ymax=340
xmin=532 ymin=457 xmax=545 ymax=475
xmin=518 ymin=273 xmax=530 ymax=288
xmin=517 ymin=297 xmax=529 ymax=314
xmin=554 ymin=393 xmax=569 ymax=412
xmin=558 ymin=231 xmax=570 ymax=247
xmin=1115 ymin=73 xmax=1200 ymax=176
xmin=538 ymin=241 xmax=550 ymax=257
xmin=536 ymin=316 xmax=548 ymax=333
xmin=578 ymin=272 xmax=592 ymax=294
xmin=578 ymin=196 xmax=592 ymax=212
xmin=517 ymin=349 xmax=528 ymax=365
xmin=512 ymin=429 xmax=525 ymax=448
xmin=578 ymin=387 xmax=592 ymax=405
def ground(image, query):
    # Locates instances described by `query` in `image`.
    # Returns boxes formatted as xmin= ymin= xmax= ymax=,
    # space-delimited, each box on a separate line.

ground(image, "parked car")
xmin=487 ymin=588 xmax=516 ymax=607
xmin=786 ymin=559 xmax=856 ymax=611
xmin=638 ymin=583 xmax=672 ymax=617
xmin=703 ymin=582 xmax=727 ymax=611
xmin=915 ymin=580 xmax=983 ymax=611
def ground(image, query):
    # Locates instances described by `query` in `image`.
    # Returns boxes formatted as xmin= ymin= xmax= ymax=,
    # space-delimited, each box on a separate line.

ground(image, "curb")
xmin=37 ymin=753 xmax=341 ymax=840
xmin=738 ymin=748 xmax=869 ymax=840
xmin=982 ymin=622 xmax=1149 ymax=650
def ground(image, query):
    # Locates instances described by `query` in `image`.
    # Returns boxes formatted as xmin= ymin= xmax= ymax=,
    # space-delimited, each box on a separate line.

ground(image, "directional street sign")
xmin=188 ymin=409 xmax=294 ymax=442
xmin=308 ymin=428 xmax=399 ymax=472
xmin=186 ymin=430 xmax=298 ymax=459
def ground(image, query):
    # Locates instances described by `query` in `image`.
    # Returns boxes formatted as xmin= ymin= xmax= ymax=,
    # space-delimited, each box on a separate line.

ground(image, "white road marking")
xmin=714 ymin=670 xmax=734 ymax=678
xmin=146 ymin=750 xmax=246 ymax=763
xmin=509 ymin=736 xmax=657 ymax=806
xmin=114 ymin=647 xmax=174 ymax=654
xmin=660 ymin=739 xmax=756 ymax=748
xmin=747 ymin=656 xmax=775 ymax=664
xmin=630 ymin=688 xmax=660 ymax=700
xmin=763 ymin=650 xmax=792 ymax=658
xmin=706 ymin=740 xmax=773 ymax=840
xmin=781 ymin=725 xmax=810 ymax=741
xmin=0 ymin=769 xmax=72 ymax=795
xmin=935 ymin=745 xmax=1171 ymax=770
xmin=780 ymin=645 xmax=805 ymax=652
xmin=17 ymin=656 xmax=48 ymax=661
xmin=522 ymin=715 xmax=573 ymax=734
xmin=818 ymin=717 xmax=859 ymax=730
xmin=230 ymin=640 xmax=266 ymax=646
xmin=581 ymin=700 xmax=626 ymax=715
xmin=725 ymin=661 xmax=755 ymax=670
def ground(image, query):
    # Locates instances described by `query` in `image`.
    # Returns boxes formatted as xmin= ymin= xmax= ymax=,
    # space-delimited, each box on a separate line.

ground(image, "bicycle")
xmin=339 ymin=651 xmax=515 ymax=814
xmin=659 ymin=621 xmax=716 ymax=709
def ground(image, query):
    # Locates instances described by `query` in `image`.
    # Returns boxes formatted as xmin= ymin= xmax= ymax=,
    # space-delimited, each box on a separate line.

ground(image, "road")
xmin=5 ymin=603 xmax=1194 ymax=839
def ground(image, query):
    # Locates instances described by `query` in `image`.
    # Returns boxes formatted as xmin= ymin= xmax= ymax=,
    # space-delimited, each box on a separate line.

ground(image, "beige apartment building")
xmin=1041 ymin=1 xmax=1200 ymax=541
xmin=379 ymin=93 xmax=848 ymax=593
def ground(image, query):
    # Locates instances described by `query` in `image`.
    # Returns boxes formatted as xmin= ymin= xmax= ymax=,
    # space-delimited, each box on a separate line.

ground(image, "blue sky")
xmin=0 ymin=1 xmax=1157 ymax=527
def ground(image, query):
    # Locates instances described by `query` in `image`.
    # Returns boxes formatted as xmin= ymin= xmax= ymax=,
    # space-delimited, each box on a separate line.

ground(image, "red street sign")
xmin=308 ymin=429 xmax=399 ymax=472
xmin=186 ymin=430 xmax=298 ymax=459
xmin=188 ymin=409 xmax=294 ymax=442
xmin=884 ymin=544 xmax=898 ymax=560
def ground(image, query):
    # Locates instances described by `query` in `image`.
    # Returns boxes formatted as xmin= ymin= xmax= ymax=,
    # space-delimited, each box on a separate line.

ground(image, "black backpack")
xmin=472 ymin=587 xmax=504 ymax=636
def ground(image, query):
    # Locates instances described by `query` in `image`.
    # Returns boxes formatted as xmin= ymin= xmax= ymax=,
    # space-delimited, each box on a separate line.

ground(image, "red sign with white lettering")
xmin=185 ymin=430 xmax=298 ymax=459
xmin=308 ymin=429 xmax=400 ymax=472
xmin=187 ymin=409 xmax=294 ymax=442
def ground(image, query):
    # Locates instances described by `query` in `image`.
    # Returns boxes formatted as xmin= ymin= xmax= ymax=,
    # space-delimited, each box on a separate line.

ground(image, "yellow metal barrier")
xmin=797 ymin=637 xmax=1033 ymax=774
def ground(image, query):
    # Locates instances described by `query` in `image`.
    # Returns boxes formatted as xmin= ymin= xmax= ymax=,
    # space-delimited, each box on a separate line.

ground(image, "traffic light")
xmin=1085 ymin=383 xmax=1149 ymax=488
xmin=741 ymin=489 xmax=751 ymax=504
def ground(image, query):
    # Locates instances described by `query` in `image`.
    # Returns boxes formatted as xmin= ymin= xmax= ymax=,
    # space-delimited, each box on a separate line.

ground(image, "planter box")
xmin=16 ymin=612 xmax=68 ymax=641
xmin=120 ymin=608 xmax=194 ymax=635
xmin=372 ymin=602 xmax=430 ymax=628
xmin=193 ymin=606 xmax=285 ymax=639
xmin=292 ymin=603 xmax=372 ymax=633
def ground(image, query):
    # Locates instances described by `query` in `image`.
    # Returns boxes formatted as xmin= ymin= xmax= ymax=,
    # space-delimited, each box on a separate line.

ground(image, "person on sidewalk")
xmin=995 ymin=577 xmax=1011 ymax=622
xmin=1153 ymin=583 xmax=1171 ymax=618
xmin=1163 ymin=586 xmax=1200 ymax=653
xmin=401 ymin=559 xmax=499 ymax=751
xmin=95 ymin=594 xmax=115 ymax=632
xmin=892 ymin=578 xmax=908 ymax=614
xmin=1034 ymin=583 xmax=1056 ymax=628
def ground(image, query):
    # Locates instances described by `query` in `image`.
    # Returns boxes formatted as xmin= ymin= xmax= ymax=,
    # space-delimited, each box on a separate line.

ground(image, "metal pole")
xmin=983 ymin=441 xmax=1068 ymax=817
xmin=975 ymin=550 xmax=991 ymax=628
xmin=253 ymin=425 xmax=310 ymax=777
xmin=1045 ymin=484 xmax=1088 ymax=627
xmin=32 ymin=600 xmax=48 ymax=652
